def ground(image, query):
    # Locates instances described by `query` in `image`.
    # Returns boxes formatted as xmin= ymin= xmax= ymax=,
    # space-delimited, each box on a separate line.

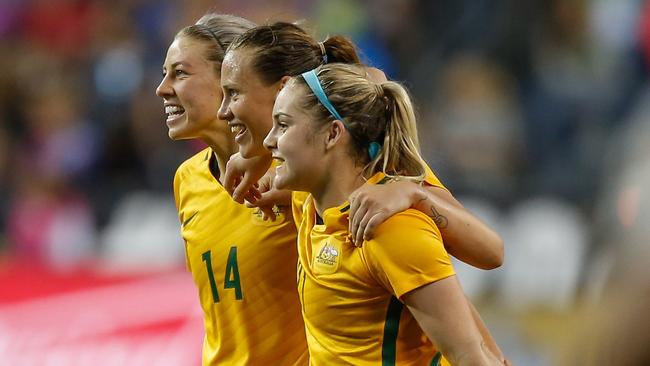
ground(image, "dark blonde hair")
xmin=293 ymin=63 xmax=426 ymax=181
xmin=227 ymin=22 xmax=360 ymax=85
xmin=175 ymin=14 xmax=256 ymax=74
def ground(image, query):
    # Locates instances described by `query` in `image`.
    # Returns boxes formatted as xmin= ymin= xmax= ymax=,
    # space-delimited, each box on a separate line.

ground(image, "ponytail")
xmin=322 ymin=35 xmax=360 ymax=65
xmin=376 ymin=82 xmax=426 ymax=181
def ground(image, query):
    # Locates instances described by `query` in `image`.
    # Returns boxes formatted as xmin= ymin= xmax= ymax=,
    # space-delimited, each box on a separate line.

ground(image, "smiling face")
xmin=156 ymin=36 xmax=227 ymax=140
xmin=218 ymin=48 xmax=282 ymax=158
xmin=264 ymin=81 xmax=325 ymax=192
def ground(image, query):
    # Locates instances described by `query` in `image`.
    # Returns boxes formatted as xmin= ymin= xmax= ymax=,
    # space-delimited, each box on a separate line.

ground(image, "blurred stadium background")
xmin=1 ymin=0 xmax=650 ymax=365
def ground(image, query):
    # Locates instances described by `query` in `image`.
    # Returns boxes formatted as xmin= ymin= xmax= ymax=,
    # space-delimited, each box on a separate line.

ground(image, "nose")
xmin=263 ymin=127 xmax=278 ymax=151
xmin=156 ymin=75 xmax=172 ymax=98
xmin=217 ymin=96 xmax=233 ymax=121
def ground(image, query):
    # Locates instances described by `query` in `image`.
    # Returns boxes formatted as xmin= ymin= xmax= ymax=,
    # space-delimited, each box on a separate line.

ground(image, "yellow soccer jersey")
xmin=294 ymin=172 xmax=455 ymax=366
xmin=173 ymin=148 xmax=308 ymax=366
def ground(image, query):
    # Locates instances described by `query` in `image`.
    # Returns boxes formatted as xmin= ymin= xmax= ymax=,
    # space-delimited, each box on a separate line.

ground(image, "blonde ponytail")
xmin=376 ymin=82 xmax=426 ymax=181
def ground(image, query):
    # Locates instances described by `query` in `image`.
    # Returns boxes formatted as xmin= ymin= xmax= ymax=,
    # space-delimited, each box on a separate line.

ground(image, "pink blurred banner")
xmin=0 ymin=262 xmax=203 ymax=366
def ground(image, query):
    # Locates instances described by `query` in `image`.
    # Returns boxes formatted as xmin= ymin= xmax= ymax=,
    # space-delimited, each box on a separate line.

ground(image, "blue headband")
xmin=301 ymin=70 xmax=343 ymax=121
xmin=300 ymin=69 xmax=382 ymax=160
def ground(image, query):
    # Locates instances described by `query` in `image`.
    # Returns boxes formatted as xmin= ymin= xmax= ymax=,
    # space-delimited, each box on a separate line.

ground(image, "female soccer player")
xmin=219 ymin=22 xmax=504 ymax=270
xmin=156 ymin=14 xmax=309 ymax=365
xmin=264 ymin=62 xmax=503 ymax=365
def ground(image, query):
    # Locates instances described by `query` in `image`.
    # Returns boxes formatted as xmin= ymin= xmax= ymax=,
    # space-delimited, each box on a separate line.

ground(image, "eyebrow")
xmin=273 ymin=112 xmax=291 ymax=120
xmin=163 ymin=61 xmax=189 ymax=71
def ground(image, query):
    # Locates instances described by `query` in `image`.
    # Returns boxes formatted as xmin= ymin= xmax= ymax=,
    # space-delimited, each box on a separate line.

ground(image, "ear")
xmin=324 ymin=120 xmax=347 ymax=151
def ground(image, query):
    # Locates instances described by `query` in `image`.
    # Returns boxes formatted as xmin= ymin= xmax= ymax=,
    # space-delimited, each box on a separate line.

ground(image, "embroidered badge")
xmin=313 ymin=240 xmax=342 ymax=274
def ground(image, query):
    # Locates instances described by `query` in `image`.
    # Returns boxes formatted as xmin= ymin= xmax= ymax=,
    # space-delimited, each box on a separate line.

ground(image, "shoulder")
xmin=175 ymin=148 xmax=212 ymax=181
xmin=361 ymin=209 xmax=453 ymax=298
xmin=423 ymin=164 xmax=448 ymax=192
xmin=291 ymin=191 xmax=311 ymax=227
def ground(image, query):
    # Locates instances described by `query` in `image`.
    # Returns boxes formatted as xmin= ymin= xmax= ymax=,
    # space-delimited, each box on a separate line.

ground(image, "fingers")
xmin=348 ymin=197 xmax=367 ymax=247
xmin=256 ymin=188 xmax=292 ymax=208
xmin=257 ymin=172 xmax=273 ymax=194
xmin=223 ymin=171 xmax=238 ymax=196
xmin=232 ymin=171 xmax=258 ymax=203
xmin=362 ymin=211 xmax=388 ymax=241
xmin=223 ymin=154 xmax=242 ymax=195
xmin=348 ymin=195 xmax=360 ymax=228
xmin=242 ymin=186 xmax=262 ymax=205
xmin=243 ymin=186 xmax=290 ymax=208
xmin=353 ymin=210 xmax=373 ymax=247
xmin=243 ymin=200 xmax=277 ymax=222
xmin=244 ymin=187 xmax=291 ymax=223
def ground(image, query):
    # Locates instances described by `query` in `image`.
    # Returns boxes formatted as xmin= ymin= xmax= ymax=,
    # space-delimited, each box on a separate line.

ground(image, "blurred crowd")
xmin=2 ymin=0 xmax=650 ymax=364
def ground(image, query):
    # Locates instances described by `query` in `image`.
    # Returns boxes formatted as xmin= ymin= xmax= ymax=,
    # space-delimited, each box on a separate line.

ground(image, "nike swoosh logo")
xmin=182 ymin=212 xmax=198 ymax=228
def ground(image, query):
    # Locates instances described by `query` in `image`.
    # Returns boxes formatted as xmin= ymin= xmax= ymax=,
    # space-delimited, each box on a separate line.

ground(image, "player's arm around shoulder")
xmin=349 ymin=177 xmax=503 ymax=270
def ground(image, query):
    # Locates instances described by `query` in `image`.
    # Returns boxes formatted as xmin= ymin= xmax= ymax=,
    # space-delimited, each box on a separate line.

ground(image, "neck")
xmin=311 ymin=160 xmax=366 ymax=217
xmin=199 ymin=123 xmax=238 ymax=180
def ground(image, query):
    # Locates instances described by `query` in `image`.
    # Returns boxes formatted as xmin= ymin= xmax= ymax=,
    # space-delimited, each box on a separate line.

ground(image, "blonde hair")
xmin=294 ymin=63 xmax=427 ymax=182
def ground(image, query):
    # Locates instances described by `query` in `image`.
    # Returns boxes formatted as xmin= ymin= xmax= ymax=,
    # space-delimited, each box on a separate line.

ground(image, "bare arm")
xmin=414 ymin=185 xmax=503 ymax=269
xmin=466 ymin=297 xmax=509 ymax=365
xmin=349 ymin=181 xmax=504 ymax=269
xmin=404 ymin=276 xmax=502 ymax=366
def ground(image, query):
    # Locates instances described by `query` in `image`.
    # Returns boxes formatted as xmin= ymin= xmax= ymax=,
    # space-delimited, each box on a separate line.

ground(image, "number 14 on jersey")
xmin=202 ymin=247 xmax=243 ymax=302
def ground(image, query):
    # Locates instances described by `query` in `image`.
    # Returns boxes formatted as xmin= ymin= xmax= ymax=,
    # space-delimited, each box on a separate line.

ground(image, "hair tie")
xmin=368 ymin=142 xmax=381 ymax=160
xmin=318 ymin=41 xmax=328 ymax=64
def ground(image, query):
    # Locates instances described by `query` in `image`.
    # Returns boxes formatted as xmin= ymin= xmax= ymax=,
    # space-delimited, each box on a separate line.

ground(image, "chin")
xmin=239 ymin=143 xmax=267 ymax=159
xmin=238 ymin=146 xmax=254 ymax=159
xmin=168 ymin=129 xmax=181 ymax=140
xmin=168 ymin=125 xmax=198 ymax=141
xmin=168 ymin=129 xmax=187 ymax=141
xmin=274 ymin=173 xmax=300 ymax=192
xmin=273 ymin=176 xmax=289 ymax=191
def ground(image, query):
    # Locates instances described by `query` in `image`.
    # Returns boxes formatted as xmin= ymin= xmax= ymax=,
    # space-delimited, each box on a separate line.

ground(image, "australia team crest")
xmin=313 ymin=239 xmax=342 ymax=274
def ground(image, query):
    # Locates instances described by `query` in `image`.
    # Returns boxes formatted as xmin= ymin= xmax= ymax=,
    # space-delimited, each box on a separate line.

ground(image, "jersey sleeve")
xmin=361 ymin=210 xmax=455 ymax=299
